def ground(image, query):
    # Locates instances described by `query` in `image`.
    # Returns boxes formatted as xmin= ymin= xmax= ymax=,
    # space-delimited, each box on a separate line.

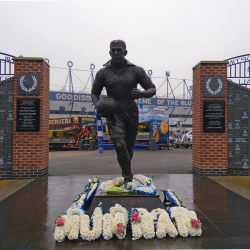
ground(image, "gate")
xmin=0 ymin=52 xmax=15 ymax=81
xmin=225 ymin=54 xmax=250 ymax=86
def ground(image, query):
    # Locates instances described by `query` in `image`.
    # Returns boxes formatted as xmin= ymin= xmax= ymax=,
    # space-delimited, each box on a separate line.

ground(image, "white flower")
xmin=170 ymin=207 xmax=202 ymax=238
xmin=75 ymin=193 xmax=86 ymax=207
xmin=67 ymin=208 xmax=84 ymax=217
xmin=93 ymin=177 xmax=97 ymax=183
xmin=170 ymin=207 xmax=188 ymax=219
xmin=136 ymin=208 xmax=148 ymax=215
xmin=131 ymin=208 xmax=155 ymax=240
xmin=86 ymin=183 xmax=98 ymax=201
xmin=188 ymin=211 xmax=202 ymax=237
xmin=54 ymin=227 xmax=64 ymax=242
xmin=103 ymin=213 xmax=114 ymax=240
xmin=68 ymin=215 xmax=80 ymax=240
xmin=155 ymin=213 xmax=178 ymax=238
xmin=174 ymin=212 xmax=189 ymax=237
xmin=63 ymin=216 xmax=71 ymax=236
xmin=131 ymin=223 xmax=142 ymax=240
xmin=114 ymin=212 xmax=126 ymax=239
xmin=134 ymin=186 xmax=155 ymax=194
xmin=133 ymin=175 xmax=152 ymax=186
xmin=150 ymin=208 xmax=166 ymax=221
xmin=110 ymin=207 xmax=128 ymax=226
xmin=80 ymin=207 xmax=103 ymax=241
xmin=54 ymin=215 xmax=69 ymax=242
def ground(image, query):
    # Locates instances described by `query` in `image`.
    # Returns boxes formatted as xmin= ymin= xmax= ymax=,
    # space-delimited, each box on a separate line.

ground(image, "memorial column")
xmin=12 ymin=57 xmax=50 ymax=178
xmin=192 ymin=61 xmax=229 ymax=176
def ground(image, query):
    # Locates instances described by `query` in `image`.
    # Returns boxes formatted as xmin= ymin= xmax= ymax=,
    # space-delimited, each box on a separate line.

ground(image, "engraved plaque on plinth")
xmin=84 ymin=187 xmax=165 ymax=215
xmin=16 ymin=98 xmax=40 ymax=132
xmin=203 ymin=100 xmax=225 ymax=133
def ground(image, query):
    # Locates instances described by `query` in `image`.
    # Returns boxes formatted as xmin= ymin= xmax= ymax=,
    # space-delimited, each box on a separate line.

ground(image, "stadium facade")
xmin=49 ymin=91 xmax=192 ymax=131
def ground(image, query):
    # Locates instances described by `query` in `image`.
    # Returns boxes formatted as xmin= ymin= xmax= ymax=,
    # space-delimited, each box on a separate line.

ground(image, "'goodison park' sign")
xmin=50 ymin=92 xmax=192 ymax=107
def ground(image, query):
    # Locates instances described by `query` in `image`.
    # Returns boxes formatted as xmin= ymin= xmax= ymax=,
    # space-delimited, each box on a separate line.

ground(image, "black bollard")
xmin=89 ymin=140 xmax=95 ymax=151
xmin=79 ymin=140 xmax=83 ymax=150
xmin=149 ymin=138 xmax=156 ymax=151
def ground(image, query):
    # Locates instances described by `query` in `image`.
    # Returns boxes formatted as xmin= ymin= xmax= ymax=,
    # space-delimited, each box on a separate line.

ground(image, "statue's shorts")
xmin=106 ymin=100 xmax=138 ymax=140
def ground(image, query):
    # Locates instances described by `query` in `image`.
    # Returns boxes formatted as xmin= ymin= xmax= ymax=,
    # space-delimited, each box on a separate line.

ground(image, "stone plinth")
xmin=192 ymin=61 xmax=228 ymax=176
xmin=12 ymin=57 xmax=50 ymax=178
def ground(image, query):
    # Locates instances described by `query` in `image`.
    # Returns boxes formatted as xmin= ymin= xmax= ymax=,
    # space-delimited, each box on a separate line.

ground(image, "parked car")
xmin=186 ymin=131 xmax=192 ymax=142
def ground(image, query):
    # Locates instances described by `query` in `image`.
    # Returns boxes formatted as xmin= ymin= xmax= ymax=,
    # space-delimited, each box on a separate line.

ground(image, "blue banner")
xmin=139 ymin=108 xmax=169 ymax=123
xmin=50 ymin=91 xmax=192 ymax=107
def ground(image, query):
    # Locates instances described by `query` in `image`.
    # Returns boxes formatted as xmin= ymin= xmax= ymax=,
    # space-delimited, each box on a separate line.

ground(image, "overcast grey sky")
xmin=1 ymin=0 xmax=249 ymax=97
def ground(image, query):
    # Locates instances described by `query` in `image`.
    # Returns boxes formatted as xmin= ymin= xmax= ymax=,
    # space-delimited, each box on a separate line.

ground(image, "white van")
xmin=186 ymin=131 xmax=192 ymax=141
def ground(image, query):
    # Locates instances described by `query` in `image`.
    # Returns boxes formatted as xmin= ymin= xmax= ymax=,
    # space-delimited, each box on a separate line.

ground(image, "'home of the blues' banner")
xmin=50 ymin=92 xmax=192 ymax=107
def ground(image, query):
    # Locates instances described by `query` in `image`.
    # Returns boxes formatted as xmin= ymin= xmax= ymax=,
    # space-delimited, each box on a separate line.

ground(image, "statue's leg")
xmin=118 ymin=138 xmax=135 ymax=177
xmin=113 ymin=138 xmax=133 ymax=185
xmin=126 ymin=138 xmax=136 ymax=160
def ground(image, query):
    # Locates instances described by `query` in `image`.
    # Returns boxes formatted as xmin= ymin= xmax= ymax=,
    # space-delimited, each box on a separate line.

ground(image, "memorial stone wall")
xmin=227 ymin=81 xmax=250 ymax=175
xmin=0 ymin=77 xmax=14 ymax=179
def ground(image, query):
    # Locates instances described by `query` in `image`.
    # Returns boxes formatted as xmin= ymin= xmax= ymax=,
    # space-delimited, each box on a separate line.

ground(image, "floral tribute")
xmin=53 ymin=176 xmax=203 ymax=242
xmin=102 ymin=213 xmax=114 ymax=240
xmin=111 ymin=177 xmax=124 ymax=187
xmin=80 ymin=207 xmax=103 ymax=241
xmin=169 ymin=207 xmax=202 ymax=237
xmin=134 ymin=185 xmax=156 ymax=195
xmin=110 ymin=206 xmax=129 ymax=226
xmin=100 ymin=174 xmax=157 ymax=195
xmin=133 ymin=174 xmax=153 ymax=186
xmin=191 ymin=219 xmax=202 ymax=228
xmin=67 ymin=215 xmax=80 ymax=240
xmin=188 ymin=211 xmax=202 ymax=236
xmin=156 ymin=212 xmax=178 ymax=238
xmin=69 ymin=177 xmax=101 ymax=210
xmin=130 ymin=208 xmax=155 ymax=240
xmin=139 ymin=208 xmax=155 ymax=239
xmin=151 ymin=208 xmax=178 ymax=239
xmin=54 ymin=206 xmax=202 ymax=242
xmin=55 ymin=216 xmax=65 ymax=226
xmin=67 ymin=208 xmax=85 ymax=217
xmin=116 ymin=223 xmax=125 ymax=238
xmin=54 ymin=215 xmax=69 ymax=242
xmin=114 ymin=212 xmax=127 ymax=239
xmin=130 ymin=209 xmax=141 ymax=224
xmin=165 ymin=189 xmax=185 ymax=207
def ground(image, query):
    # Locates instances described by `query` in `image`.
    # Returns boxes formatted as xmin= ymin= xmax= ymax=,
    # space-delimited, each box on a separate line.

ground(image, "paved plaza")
xmin=0 ymin=148 xmax=250 ymax=249
xmin=48 ymin=147 xmax=193 ymax=176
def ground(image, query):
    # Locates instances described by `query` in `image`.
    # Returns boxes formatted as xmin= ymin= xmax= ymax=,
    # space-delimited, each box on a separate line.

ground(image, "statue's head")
xmin=109 ymin=40 xmax=127 ymax=63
